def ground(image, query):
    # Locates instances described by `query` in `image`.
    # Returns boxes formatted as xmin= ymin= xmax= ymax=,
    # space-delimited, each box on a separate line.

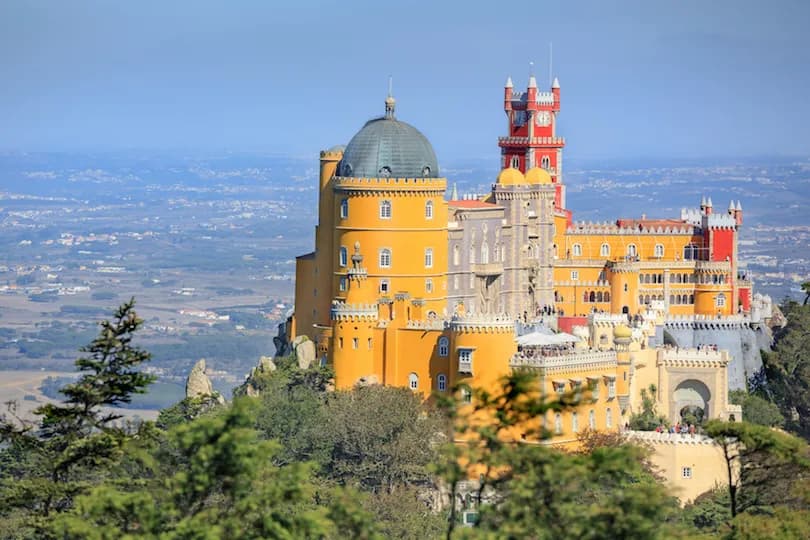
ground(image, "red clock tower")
xmin=499 ymin=75 xmax=566 ymax=210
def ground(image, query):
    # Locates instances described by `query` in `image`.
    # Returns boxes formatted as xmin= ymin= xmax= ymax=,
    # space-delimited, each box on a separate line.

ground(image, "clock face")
xmin=535 ymin=111 xmax=550 ymax=126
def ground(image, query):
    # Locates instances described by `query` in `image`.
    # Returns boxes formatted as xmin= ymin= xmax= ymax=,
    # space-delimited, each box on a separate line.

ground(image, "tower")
xmin=499 ymin=75 xmax=566 ymax=210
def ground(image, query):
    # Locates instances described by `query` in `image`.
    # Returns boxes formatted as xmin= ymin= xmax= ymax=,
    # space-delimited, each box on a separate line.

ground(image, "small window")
xmin=339 ymin=246 xmax=348 ymax=267
xmin=589 ymin=409 xmax=596 ymax=430
xmin=606 ymin=408 xmax=613 ymax=428
xmin=379 ymin=166 xmax=392 ymax=177
xmin=481 ymin=242 xmax=489 ymax=264
xmin=654 ymin=243 xmax=664 ymax=258
xmin=541 ymin=155 xmax=551 ymax=170
xmin=554 ymin=413 xmax=562 ymax=435
xmin=352 ymin=337 xmax=358 ymax=350
xmin=627 ymin=244 xmax=637 ymax=258
xmin=572 ymin=412 xmax=579 ymax=433
xmin=571 ymin=270 xmax=579 ymax=281
xmin=425 ymin=248 xmax=433 ymax=268
xmin=682 ymin=467 xmax=692 ymax=479
xmin=379 ymin=279 xmax=389 ymax=294
xmin=438 ymin=337 xmax=449 ymax=357
xmin=425 ymin=200 xmax=434 ymax=220
xmin=379 ymin=248 xmax=392 ymax=268
xmin=338 ymin=337 xmax=343 ymax=349
xmin=510 ymin=155 xmax=520 ymax=169
xmin=408 ymin=372 xmax=418 ymax=390
xmin=555 ymin=383 xmax=565 ymax=395
xmin=425 ymin=278 xmax=433 ymax=293
xmin=716 ymin=293 xmax=726 ymax=307
xmin=340 ymin=198 xmax=349 ymax=219
xmin=453 ymin=275 xmax=459 ymax=290
xmin=437 ymin=373 xmax=447 ymax=391
xmin=379 ymin=200 xmax=392 ymax=219
xmin=368 ymin=338 xmax=372 ymax=349
xmin=572 ymin=243 xmax=582 ymax=257
xmin=607 ymin=379 xmax=616 ymax=398
xmin=453 ymin=244 xmax=460 ymax=266
xmin=339 ymin=277 xmax=347 ymax=292
xmin=600 ymin=243 xmax=610 ymax=257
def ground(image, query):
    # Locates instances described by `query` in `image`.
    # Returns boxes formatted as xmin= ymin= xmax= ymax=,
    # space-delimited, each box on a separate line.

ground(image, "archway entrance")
xmin=663 ymin=330 xmax=678 ymax=347
xmin=672 ymin=379 xmax=711 ymax=424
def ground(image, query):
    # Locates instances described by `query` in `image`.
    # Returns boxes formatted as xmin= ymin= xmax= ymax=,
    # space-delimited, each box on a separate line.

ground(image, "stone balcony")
xmin=511 ymin=350 xmax=617 ymax=371
xmin=472 ymin=262 xmax=504 ymax=276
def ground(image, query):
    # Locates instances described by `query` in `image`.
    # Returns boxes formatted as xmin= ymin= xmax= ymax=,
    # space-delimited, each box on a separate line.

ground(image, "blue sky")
xmin=1 ymin=0 xmax=809 ymax=162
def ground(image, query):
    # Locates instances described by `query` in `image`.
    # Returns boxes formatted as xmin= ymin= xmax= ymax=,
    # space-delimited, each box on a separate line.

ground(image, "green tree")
xmin=704 ymin=420 xmax=810 ymax=521
xmin=801 ymin=281 xmax=810 ymax=305
xmin=728 ymin=390 xmax=784 ymax=428
xmin=51 ymin=398 xmax=379 ymax=539
xmin=628 ymin=384 xmax=668 ymax=431
xmin=760 ymin=304 xmax=810 ymax=439
xmin=0 ymin=299 xmax=155 ymax=536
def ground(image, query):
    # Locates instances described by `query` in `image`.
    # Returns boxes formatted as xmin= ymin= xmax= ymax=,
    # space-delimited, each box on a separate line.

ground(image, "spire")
xmin=505 ymin=76 xmax=513 ymax=88
xmin=701 ymin=195 xmax=707 ymax=207
xmin=552 ymin=76 xmax=560 ymax=89
xmin=736 ymin=200 xmax=742 ymax=211
xmin=707 ymin=197 xmax=713 ymax=207
xmin=384 ymin=76 xmax=396 ymax=119
xmin=451 ymin=182 xmax=459 ymax=200
xmin=528 ymin=61 xmax=537 ymax=88
xmin=729 ymin=200 xmax=736 ymax=212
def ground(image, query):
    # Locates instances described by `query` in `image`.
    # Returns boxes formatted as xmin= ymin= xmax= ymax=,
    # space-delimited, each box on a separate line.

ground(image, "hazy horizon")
xmin=2 ymin=0 xmax=809 ymax=162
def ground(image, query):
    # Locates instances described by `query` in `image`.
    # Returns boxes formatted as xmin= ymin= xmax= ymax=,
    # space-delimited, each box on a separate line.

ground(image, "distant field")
xmin=0 ymin=370 xmax=160 ymax=422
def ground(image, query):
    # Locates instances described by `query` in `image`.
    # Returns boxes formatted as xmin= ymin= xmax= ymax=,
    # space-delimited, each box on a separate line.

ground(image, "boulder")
xmin=185 ymin=359 xmax=214 ymax=399
xmin=258 ymin=355 xmax=277 ymax=373
xmin=294 ymin=339 xmax=316 ymax=370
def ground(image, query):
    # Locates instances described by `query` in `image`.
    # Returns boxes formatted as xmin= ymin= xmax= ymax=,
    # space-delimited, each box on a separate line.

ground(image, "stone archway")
xmin=672 ymin=379 xmax=711 ymax=423
xmin=662 ymin=330 xmax=679 ymax=347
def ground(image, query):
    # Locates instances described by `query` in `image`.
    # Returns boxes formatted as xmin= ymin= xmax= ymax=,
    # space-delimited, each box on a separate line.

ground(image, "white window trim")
xmin=425 ymin=248 xmax=433 ymax=269
xmin=438 ymin=337 xmax=449 ymax=357
xmin=437 ymin=373 xmax=447 ymax=391
xmin=379 ymin=200 xmax=392 ymax=220
xmin=339 ymin=246 xmax=348 ymax=267
xmin=379 ymin=248 xmax=392 ymax=269
xmin=425 ymin=200 xmax=433 ymax=220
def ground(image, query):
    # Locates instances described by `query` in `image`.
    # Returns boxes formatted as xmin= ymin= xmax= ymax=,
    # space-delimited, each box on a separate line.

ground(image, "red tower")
xmin=498 ymin=75 xmax=566 ymax=209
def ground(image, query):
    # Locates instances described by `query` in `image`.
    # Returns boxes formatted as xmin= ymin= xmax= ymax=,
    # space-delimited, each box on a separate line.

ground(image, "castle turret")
xmin=449 ymin=314 xmax=516 ymax=396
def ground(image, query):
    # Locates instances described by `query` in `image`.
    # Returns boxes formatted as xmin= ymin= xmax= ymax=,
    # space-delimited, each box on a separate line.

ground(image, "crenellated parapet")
xmin=566 ymin=222 xmax=694 ymax=235
xmin=664 ymin=314 xmax=750 ymax=330
xmin=333 ymin=176 xmax=446 ymax=195
xmin=625 ymin=431 xmax=717 ymax=446
xmin=657 ymin=347 xmax=730 ymax=369
xmin=449 ymin=313 xmax=515 ymax=334
xmin=511 ymin=350 xmax=617 ymax=373
xmin=498 ymin=135 xmax=565 ymax=146
xmin=330 ymin=301 xmax=379 ymax=322
xmin=607 ymin=261 xmax=640 ymax=273
xmin=405 ymin=319 xmax=446 ymax=331
xmin=694 ymin=261 xmax=732 ymax=273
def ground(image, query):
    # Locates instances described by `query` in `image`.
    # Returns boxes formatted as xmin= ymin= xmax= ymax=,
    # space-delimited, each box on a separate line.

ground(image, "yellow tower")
xmin=449 ymin=315 xmax=516 ymax=395
xmin=331 ymin=242 xmax=378 ymax=389
xmin=607 ymin=261 xmax=640 ymax=315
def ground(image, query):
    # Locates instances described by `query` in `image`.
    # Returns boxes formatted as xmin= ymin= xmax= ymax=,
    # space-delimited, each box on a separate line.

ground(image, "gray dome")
xmin=339 ymin=99 xmax=439 ymax=178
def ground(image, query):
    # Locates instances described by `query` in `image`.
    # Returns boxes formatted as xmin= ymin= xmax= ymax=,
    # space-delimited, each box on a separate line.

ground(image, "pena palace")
xmin=283 ymin=73 xmax=775 ymax=500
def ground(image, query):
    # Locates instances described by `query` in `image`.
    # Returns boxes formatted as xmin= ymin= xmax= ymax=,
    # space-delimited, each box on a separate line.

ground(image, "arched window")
xmin=604 ymin=292 xmax=610 ymax=302
xmin=596 ymin=291 xmax=603 ymax=303
xmin=425 ymin=200 xmax=433 ymax=220
xmin=453 ymin=244 xmax=460 ymax=266
xmin=408 ymin=373 xmax=418 ymax=390
xmin=469 ymin=244 xmax=475 ymax=264
xmin=689 ymin=294 xmax=695 ymax=304
xmin=438 ymin=337 xmax=449 ymax=357
xmin=554 ymin=413 xmax=562 ymax=435
xmin=339 ymin=198 xmax=348 ymax=219
xmin=541 ymin=155 xmax=551 ymax=169
xmin=481 ymin=242 xmax=489 ymax=264
xmin=627 ymin=244 xmax=637 ymax=258
xmin=600 ymin=243 xmax=610 ymax=257
xmin=684 ymin=244 xmax=697 ymax=260
xmin=379 ymin=200 xmax=392 ymax=219
xmin=716 ymin=293 xmax=726 ymax=307
xmin=552 ymin=244 xmax=558 ymax=259
xmin=379 ymin=248 xmax=392 ymax=268
xmin=572 ymin=412 xmax=579 ymax=433
xmin=510 ymin=155 xmax=520 ymax=169
xmin=572 ymin=243 xmax=582 ymax=257
xmin=589 ymin=409 xmax=596 ymax=429
xmin=644 ymin=295 xmax=651 ymax=305
xmin=670 ymin=294 xmax=676 ymax=305
xmin=606 ymin=408 xmax=613 ymax=428
xmin=339 ymin=246 xmax=348 ymax=267
xmin=589 ymin=291 xmax=596 ymax=302
xmin=424 ymin=248 xmax=433 ymax=268
xmin=681 ymin=294 xmax=688 ymax=304
xmin=654 ymin=243 xmax=664 ymax=258
xmin=437 ymin=374 xmax=447 ymax=392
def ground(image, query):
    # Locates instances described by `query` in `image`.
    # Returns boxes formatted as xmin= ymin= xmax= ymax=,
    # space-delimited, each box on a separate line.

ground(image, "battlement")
xmin=449 ymin=313 xmax=515 ymax=333
xmin=658 ymin=347 xmax=729 ymax=367
xmin=695 ymin=261 xmax=731 ymax=273
xmin=624 ymin=430 xmax=716 ymax=446
xmin=590 ymin=313 xmax=633 ymax=326
xmin=511 ymin=349 xmax=617 ymax=372
xmin=330 ymin=301 xmax=379 ymax=321
xmin=664 ymin=314 xmax=750 ymax=330
xmin=705 ymin=213 xmax=737 ymax=229
xmin=333 ymin=176 xmax=446 ymax=193
xmin=498 ymin=136 xmax=565 ymax=146
xmin=320 ymin=150 xmax=344 ymax=160
xmin=405 ymin=319 xmax=446 ymax=331
xmin=509 ymin=90 xmax=556 ymax=105
xmin=567 ymin=221 xmax=694 ymax=235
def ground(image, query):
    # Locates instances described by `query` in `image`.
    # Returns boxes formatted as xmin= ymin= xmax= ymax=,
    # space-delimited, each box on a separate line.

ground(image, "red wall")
xmin=712 ymin=229 xmax=735 ymax=262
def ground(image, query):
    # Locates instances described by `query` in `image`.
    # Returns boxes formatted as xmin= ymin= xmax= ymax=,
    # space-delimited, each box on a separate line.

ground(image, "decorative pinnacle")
xmin=728 ymin=200 xmax=735 ymax=212
xmin=552 ymin=76 xmax=560 ymax=89
xmin=706 ymin=197 xmax=713 ymax=207
xmin=736 ymin=200 xmax=742 ymax=211
xmin=384 ymin=76 xmax=396 ymax=119
xmin=505 ymin=75 xmax=513 ymax=88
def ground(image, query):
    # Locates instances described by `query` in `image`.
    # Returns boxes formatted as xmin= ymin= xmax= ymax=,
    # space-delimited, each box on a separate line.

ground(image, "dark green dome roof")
xmin=339 ymin=97 xmax=439 ymax=178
